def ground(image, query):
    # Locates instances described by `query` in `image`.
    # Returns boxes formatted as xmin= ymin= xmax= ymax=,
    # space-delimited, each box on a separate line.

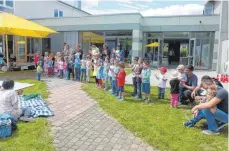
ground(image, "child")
xmin=140 ymin=60 xmax=151 ymax=104
xmin=47 ymin=58 xmax=53 ymax=77
xmin=108 ymin=58 xmax=114 ymax=92
xmin=36 ymin=61 xmax=43 ymax=81
xmin=67 ymin=56 xmax=74 ymax=80
xmin=155 ymin=67 xmax=167 ymax=99
xmin=129 ymin=57 xmax=139 ymax=97
xmin=63 ymin=56 xmax=68 ymax=79
xmin=74 ymin=54 xmax=81 ymax=81
xmin=111 ymin=59 xmax=120 ymax=96
xmin=177 ymin=64 xmax=187 ymax=103
xmin=169 ymin=71 xmax=180 ymax=108
xmin=81 ymin=55 xmax=87 ymax=82
xmin=39 ymin=56 xmax=44 ymax=73
xmin=135 ymin=58 xmax=143 ymax=99
xmin=93 ymin=58 xmax=99 ymax=86
xmin=86 ymin=55 xmax=92 ymax=83
xmin=34 ymin=52 xmax=40 ymax=68
xmin=59 ymin=57 xmax=64 ymax=79
xmin=96 ymin=59 xmax=104 ymax=88
xmin=103 ymin=56 xmax=110 ymax=90
xmin=44 ymin=52 xmax=49 ymax=75
xmin=116 ymin=62 xmax=126 ymax=101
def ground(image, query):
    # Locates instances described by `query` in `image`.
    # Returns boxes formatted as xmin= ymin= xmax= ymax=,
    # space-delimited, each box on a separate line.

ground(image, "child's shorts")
xmin=142 ymin=83 xmax=150 ymax=94
xmin=118 ymin=86 xmax=124 ymax=92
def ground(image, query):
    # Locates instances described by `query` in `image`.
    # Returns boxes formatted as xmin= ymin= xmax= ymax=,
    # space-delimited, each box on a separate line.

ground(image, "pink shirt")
xmin=63 ymin=61 xmax=67 ymax=70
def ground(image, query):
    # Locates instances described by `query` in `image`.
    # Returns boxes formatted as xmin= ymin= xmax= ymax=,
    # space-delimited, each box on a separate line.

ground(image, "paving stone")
xmin=45 ymin=78 xmax=157 ymax=151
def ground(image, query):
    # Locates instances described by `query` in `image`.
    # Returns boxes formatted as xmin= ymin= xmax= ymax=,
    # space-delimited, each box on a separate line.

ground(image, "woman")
xmin=0 ymin=80 xmax=33 ymax=122
xmin=101 ymin=44 xmax=110 ymax=61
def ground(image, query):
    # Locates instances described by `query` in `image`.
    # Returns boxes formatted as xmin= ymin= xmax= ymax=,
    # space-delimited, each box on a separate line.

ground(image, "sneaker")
xmin=183 ymin=121 xmax=195 ymax=128
xmin=135 ymin=96 xmax=140 ymax=99
xmin=202 ymin=130 xmax=220 ymax=135
xmin=109 ymin=89 xmax=112 ymax=92
xmin=19 ymin=116 xmax=34 ymax=122
xmin=118 ymin=98 xmax=124 ymax=101
xmin=217 ymin=123 xmax=228 ymax=131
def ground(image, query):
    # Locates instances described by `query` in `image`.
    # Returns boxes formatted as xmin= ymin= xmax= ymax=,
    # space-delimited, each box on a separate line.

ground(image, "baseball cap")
xmin=159 ymin=67 xmax=167 ymax=73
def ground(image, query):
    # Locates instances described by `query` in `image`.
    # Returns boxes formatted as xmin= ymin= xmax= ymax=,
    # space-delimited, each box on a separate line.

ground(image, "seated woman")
xmin=0 ymin=80 xmax=33 ymax=122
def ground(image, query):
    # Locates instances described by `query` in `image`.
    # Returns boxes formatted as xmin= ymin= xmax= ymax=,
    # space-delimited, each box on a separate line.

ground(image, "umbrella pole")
xmin=5 ymin=35 xmax=9 ymax=68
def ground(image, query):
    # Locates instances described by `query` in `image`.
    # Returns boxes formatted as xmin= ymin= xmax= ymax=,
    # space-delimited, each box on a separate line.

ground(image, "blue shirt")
xmin=74 ymin=58 xmax=81 ymax=68
xmin=186 ymin=73 xmax=198 ymax=87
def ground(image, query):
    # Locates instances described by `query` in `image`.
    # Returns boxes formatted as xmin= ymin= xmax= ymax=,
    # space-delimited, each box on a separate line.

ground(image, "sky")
xmin=80 ymin=0 xmax=206 ymax=16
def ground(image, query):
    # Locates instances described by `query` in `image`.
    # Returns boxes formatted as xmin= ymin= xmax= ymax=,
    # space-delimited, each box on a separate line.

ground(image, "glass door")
xmin=15 ymin=36 xmax=27 ymax=62
xmin=188 ymin=38 xmax=196 ymax=66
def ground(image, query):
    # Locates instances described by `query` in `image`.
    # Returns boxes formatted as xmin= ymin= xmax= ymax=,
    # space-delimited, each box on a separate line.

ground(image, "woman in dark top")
xmin=169 ymin=71 xmax=180 ymax=108
xmin=101 ymin=44 xmax=110 ymax=61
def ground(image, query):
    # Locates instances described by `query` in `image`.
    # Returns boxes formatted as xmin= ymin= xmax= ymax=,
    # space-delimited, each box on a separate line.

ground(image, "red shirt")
xmin=116 ymin=70 xmax=126 ymax=87
xmin=34 ymin=55 xmax=40 ymax=64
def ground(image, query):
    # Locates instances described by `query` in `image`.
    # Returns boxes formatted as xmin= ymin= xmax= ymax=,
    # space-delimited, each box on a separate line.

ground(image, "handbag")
xmin=0 ymin=114 xmax=13 ymax=138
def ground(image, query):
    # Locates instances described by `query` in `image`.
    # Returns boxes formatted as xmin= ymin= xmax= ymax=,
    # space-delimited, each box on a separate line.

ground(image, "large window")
xmin=54 ymin=9 xmax=63 ymax=17
xmin=54 ymin=9 xmax=58 ymax=17
xmin=0 ymin=0 xmax=3 ymax=5
xmin=5 ymin=0 xmax=13 ymax=7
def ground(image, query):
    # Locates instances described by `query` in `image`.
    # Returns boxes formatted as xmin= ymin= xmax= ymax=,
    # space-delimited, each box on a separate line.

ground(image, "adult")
xmin=0 ymin=80 xmax=33 ymax=122
xmin=63 ymin=43 xmax=70 ymax=56
xmin=115 ymin=45 xmax=124 ymax=62
xmin=101 ymin=44 xmax=110 ymax=60
xmin=91 ymin=44 xmax=100 ymax=59
xmin=180 ymin=65 xmax=198 ymax=104
xmin=76 ymin=44 xmax=83 ymax=60
xmin=192 ymin=78 xmax=228 ymax=135
xmin=145 ymin=50 xmax=151 ymax=60
xmin=168 ymin=48 xmax=175 ymax=65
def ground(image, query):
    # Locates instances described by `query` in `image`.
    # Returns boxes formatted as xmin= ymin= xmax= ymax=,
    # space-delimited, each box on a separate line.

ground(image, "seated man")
xmin=0 ymin=80 xmax=33 ymax=122
xmin=192 ymin=78 xmax=228 ymax=135
xmin=180 ymin=65 xmax=198 ymax=104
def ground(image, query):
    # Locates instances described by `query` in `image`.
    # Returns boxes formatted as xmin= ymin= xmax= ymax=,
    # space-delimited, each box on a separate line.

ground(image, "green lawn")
xmin=82 ymin=82 xmax=228 ymax=151
xmin=0 ymin=80 xmax=55 ymax=151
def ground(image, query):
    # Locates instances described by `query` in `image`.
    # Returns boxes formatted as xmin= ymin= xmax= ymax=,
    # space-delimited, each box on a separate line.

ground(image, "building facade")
xmin=2 ymin=0 xmax=228 ymax=72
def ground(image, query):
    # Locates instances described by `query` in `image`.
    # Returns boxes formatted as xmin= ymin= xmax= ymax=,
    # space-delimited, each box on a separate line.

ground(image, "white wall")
xmin=14 ymin=0 xmax=88 ymax=19
xmin=143 ymin=15 xmax=220 ymax=26
xmin=219 ymin=40 xmax=229 ymax=74
xmin=31 ymin=14 xmax=142 ymax=26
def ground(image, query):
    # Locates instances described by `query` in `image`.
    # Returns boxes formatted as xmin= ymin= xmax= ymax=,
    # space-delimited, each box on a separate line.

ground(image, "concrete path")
xmin=46 ymin=78 xmax=158 ymax=151
xmin=125 ymin=69 xmax=228 ymax=89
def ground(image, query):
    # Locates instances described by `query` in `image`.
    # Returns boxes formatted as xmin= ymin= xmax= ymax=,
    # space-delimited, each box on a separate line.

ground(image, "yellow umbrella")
xmin=0 ymin=12 xmax=57 ymax=67
xmin=146 ymin=42 xmax=159 ymax=47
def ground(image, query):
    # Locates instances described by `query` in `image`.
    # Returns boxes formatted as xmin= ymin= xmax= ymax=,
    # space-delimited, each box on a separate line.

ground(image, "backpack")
xmin=0 ymin=114 xmax=17 ymax=138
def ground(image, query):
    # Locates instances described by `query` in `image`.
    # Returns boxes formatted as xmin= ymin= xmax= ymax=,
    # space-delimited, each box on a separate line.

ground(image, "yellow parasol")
xmin=146 ymin=42 xmax=159 ymax=47
xmin=0 ymin=12 xmax=57 ymax=67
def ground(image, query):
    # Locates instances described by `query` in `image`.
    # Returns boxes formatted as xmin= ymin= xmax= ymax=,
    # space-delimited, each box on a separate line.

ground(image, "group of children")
xmin=130 ymin=56 xmax=189 ymax=106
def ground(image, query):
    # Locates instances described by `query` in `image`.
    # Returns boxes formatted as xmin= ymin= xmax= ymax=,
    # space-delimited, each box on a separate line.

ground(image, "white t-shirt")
xmin=158 ymin=74 xmax=167 ymax=88
xmin=86 ymin=60 xmax=91 ymax=69
xmin=132 ymin=64 xmax=140 ymax=77
xmin=0 ymin=90 xmax=19 ymax=114
xmin=178 ymin=73 xmax=187 ymax=83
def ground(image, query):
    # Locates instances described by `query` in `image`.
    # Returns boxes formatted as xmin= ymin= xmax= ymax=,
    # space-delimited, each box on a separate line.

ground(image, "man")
xmin=75 ymin=44 xmax=83 ymax=60
xmin=168 ymin=48 xmax=175 ymax=65
xmin=192 ymin=78 xmax=228 ymax=135
xmin=180 ymin=65 xmax=198 ymax=104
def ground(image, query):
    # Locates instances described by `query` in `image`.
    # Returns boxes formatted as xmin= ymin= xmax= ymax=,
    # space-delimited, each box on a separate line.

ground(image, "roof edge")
xmin=57 ymin=0 xmax=91 ymax=15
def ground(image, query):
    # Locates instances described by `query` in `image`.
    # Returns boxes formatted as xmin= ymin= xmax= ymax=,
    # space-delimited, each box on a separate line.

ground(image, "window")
xmin=54 ymin=9 xmax=58 ymax=17
xmin=6 ymin=0 xmax=13 ymax=7
xmin=0 ymin=0 xmax=3 ymax=5
xmin=59 ymin=11 xmax=63 ymax=17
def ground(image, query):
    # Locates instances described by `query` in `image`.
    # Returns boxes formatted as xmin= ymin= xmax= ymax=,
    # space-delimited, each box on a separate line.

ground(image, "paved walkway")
xmin=46 ymin=78 xmax=158 ymax=151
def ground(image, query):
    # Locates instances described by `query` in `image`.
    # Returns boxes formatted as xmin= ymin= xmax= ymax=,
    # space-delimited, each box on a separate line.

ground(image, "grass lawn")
xmin=0 ymin=80 xmax=55 ymax=151
xmin=82 ymin=82 xmax=228 ymax=151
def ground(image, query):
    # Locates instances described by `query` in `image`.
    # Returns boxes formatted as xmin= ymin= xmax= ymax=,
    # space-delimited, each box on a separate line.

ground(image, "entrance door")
xmin=15 ymin=36 xmax=27 ymax=62
xmin=188 ymin=38 xmax=196 ymax=66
